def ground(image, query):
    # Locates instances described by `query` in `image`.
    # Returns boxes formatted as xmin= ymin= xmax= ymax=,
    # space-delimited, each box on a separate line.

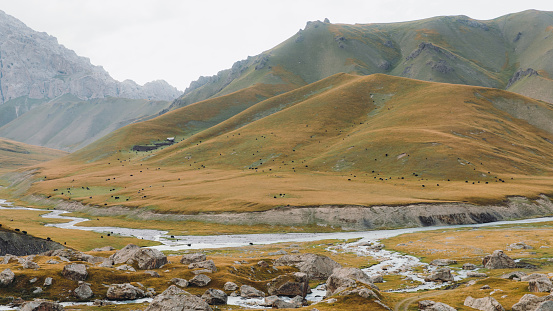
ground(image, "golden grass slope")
xmin=21 ymin=74 xmax=553 ymax=214
xmin=0 ymin=137 xmax=67 ymax=173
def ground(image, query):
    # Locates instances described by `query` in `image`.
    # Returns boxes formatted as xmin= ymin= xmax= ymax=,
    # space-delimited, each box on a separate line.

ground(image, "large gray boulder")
xmin=240 ymin=285 xmax=265 ymax=298
xmin=23 ymin=260 xmax=40 ymax=270
xmin=189 ymin=260 xmax=217 ymax=272
xmin=0 ymin=268 xmax=15 ymax=287
xmin=110 ymin=244 xmax=168 ymax=270
xmin=189 ymin=274 xmax=211 ymax=287
xmin=464 ymin=296 xmax=505 ymax=311
xmin=62 ymin=263 xmax=88 ymax=281
xmin=529 ymin=278 xmax=553 ymax=293
xmin=20 ymin=299 xmax=65 ymax=311
xmin=274 ymin=253 xmax=341 ymax=280
xmin=418 ymin=300 xmax=456 ymax=311
xmin=74 ymin=282 xmax=94 ymax=300
xmin=326 ymin=267 xmax=379 ymax=296
xmin=224 ymin=281 xmax=238 ymax=291
xmin=536 ymin=301 xmax=553 ymax=311
xmin=171 ymin=278 xmax=189 ymax=288
xmin=430 ymin=259 xmax=457 ymax=266
xmin=425 ymin=268 xmax=454 ymax=282
xmin=512 ymin=294 xmax=553 ymax=311
xmin=106 ymin=283 xmax=146 ymax=300
xmin=181 ymin=253 xmax=206 ymax=265
xmin=482 ymin=250 xmax=516 ymax=269
xmin=267 ymin=272 xmax=309 ymax=298
xmin=202 ymin=288 xmax=228 ymax=305
xmin=145 ymin=285 xmax=212 ymax=311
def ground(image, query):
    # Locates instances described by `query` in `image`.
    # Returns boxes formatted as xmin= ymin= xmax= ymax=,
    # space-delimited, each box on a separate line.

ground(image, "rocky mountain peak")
xmin=0 ymin=10 xmax=181 ymax=105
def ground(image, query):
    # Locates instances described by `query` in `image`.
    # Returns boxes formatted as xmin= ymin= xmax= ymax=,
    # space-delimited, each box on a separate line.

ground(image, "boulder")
xmin=463 ymin=263 xmax=478 ymax=270
xmin=44 ymin=277 xmax=53 ymax=286
xmin=74 ymin=282 xmax=94 ymax=300
xmin=326 ymin=267 xmax=379 ymax=296
xmin=91 ymin=246 xmax=115 ymax=252
xmin=171 ymin=278 xmax=189 ymax=288
xmin=224 ymin=281 xmax=238 ymax=291
xmin=20 ymin=299 xmax=65 ymax=311
xmin=202 ymin=288 xmax=228 ymax=305
xmin=116 ymin=264 xmax=136 ymax=271
xmin=274 ymin=253 xmax=341 ymax=280
xmin=430 ymin=259 xmax=457 ymax=266
xmin=106 ymin=283 xmax=146 ymax=300
xmin=110 ymin=244 xmax=168 ymax=270
xmin=144 ymin=270 xmax=160 ymax=277
xmin=180 ymin=253 xmax=206 ymax=265
xmin=425 ymin=268 xmax=454 ymax=282
xmin=510 ymin=242 xmax=533 ymax=250
xmin=338 ymin=287 xmax=378 ymax=299
xmin=0 ymin=268 xmax=15 ymax=287
xmin=418 ymin=300 xmax=457 ymax=311
xmin=522 ymin=274 xmax=550 ymax=282
xmin=23 ymin=260 xmax=40 ymax=270
xmin=467 ymin=272 xmax=488 ymax=278
xmin=267 ymin=272 xmax=309 ymax=297
xmin=145 ymin=285 xmax=212 ymax=311
xmin=189 ymin=259 xmax=217 ymax=272
xmin=536 ymin=301 xmax=553 ymax=311
xmin=370 ymin=274 xmax=384 ymax=283
xmin=62 ymin=263 xmax=88 ymax=281
xmin=482 ymin=250 xmax=516 ymax=269
xmin=2 ymin=254 xmax=18 ymax=264
xmin=189 ymin=274 xmax=211 ymax=287
xmin=240 ymin=284 xmax=265 ymax=298
xmin=529 ymin=278 xmax=553 ymax=293
xmin=501 ymin=271 xmax=527 ymax=280
xmin=464 ymin=296 xmax=505 ymax=311
xmin=512 ymin=294 xmax=553 ymax=311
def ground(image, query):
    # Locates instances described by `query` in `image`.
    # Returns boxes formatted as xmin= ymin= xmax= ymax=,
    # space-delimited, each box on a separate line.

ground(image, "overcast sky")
xmin=0 ymin=0 xmax=552 ymax=91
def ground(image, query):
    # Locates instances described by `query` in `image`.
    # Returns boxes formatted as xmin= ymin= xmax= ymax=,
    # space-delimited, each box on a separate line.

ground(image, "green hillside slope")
xmin=172 ymin=10 xmax=553 ymax=110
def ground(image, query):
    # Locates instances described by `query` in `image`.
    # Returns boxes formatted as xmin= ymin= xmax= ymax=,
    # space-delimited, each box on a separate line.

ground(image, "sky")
xmin=0 ymin=0 xmax=552 ymax=91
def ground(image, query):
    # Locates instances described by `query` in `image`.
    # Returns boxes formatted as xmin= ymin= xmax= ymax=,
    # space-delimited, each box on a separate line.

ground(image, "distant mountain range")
xmin=0 ymin=10 xmax=181 ymax=151
xmin=173 ymin=10 xmax=553 ymax=110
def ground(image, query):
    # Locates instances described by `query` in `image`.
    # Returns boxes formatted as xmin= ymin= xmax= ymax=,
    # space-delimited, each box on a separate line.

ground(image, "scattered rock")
xmin=274 ymin=253 xmax=341 ymax=280
xmin=20 ymin=299 xmax=64 ymax=311
xmin=512 ymin=294 xmax=553 ymax=311
xmin=326 ymin=267 xmax=379 ymax=296
xmin=267 ymin=272 xmax=310 ymax=297
xmin=467 ymin=272 xmax=488 ymax=278
xmin=62 ymin=263 xmax=88 ymax=281
xmin=29 ymin=277 xmax=37 ymax=283
xmin=481 ymin=285 xmax=491 ymax=290
xmin=144 ymin=270 xmax=160 ymax=277
xmin=180 ymin=253 xmax=206 ymax=265
xmin=99 ymin=258 xmax=114 ymax=268
xmin=106 ymin=283 xmax=146 ymax=300
xmin=44 ymin=277 xmax=53 ymax=286
xmin=257 ymin=260 xmax=269 ymax=268
xmin=521 ymin=274 xmax=549 ymax=282
xmin=463 ymin=263 xmax=478 ymax=270
xmin=0 ymin=268 xmax=15 ymax=287
xmin=240 ymin=284 xmax=265 ymax=298
xmin=202 ymin=288 xmax=228 ymax=305
xmin=74 ymin=282 xmax=94 ymax=300
xmin=2 ymin=254 xmax=18 ymax=264
xmin=116 ymin=264 xmax=136 ymax=272
xmin=23 ymin=260 xmax=40 ymax=270
xmin=464 ymin=296 xmax=505 ymax=311
xmin=500 ymin=271 xmax=526 ymax=280
xmin=46 ymin=260 xmax=59 ymax=264
xmin=145 ymin=285 xmax=212 ymax=311
xmin=418 ymin=300 xmax=456 ymax=311
xmin=32 ymin=287 xmax=43 ymax=294
xmin=189 ymin=274 xmax=211 ymax=287
xmin=425 ymin=268 xmax=454 ymax=282
xmin=192 ymin=269 xmax=213 ymax=275
xmin=528 ymin=278 xmax=553 ymax=292
xmin=338 ymin=287 xmax=378 ymax=299
xmin=188 ymin=259 xmax=217 ymax=272
xmin=430 ymin=259 xmax=457 ymax=266
xmin=91 ymin=246 xmax=115 ymax=252
xmin=171 ymin=278 xmax=189 ymax=288
xmin=268 ymin=250 xmax=287 ymax=256
xmin=224 ymin=281 xmax=238 ymax=291
xmin=109 ymin=244 xmax=167 ymax=270
xmin=509 ymin=242 xmax=533 ymax=250
xmin=482 ymin=250 xmax=516 ymax=269
xmin=370 ymin=274 xmax=384 ymax=283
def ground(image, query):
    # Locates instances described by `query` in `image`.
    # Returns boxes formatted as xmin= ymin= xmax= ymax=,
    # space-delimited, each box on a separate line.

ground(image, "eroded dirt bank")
xmin=25 ymin=195 xmax=553 ymax=230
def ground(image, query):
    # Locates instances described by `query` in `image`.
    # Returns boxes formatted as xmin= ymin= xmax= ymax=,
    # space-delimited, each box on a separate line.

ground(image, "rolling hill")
xmin=0 ymin=137 xmax=67 ymax=173
xmin=172 ymin=10 xmax=553 ymax=111
xmin=22 ymin=73 xmax=553 ymax=214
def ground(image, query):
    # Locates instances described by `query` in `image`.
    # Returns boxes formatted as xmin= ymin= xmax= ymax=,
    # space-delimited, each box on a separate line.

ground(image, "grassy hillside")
xmin=173 ymin=10 xmax=553 ymax=111
xmin=17 ymin=74 xmax=553 ymax=214
xmin=0 ymin=95 xmax=171 ymax=152
xmin=0 ymin=138 xmax=67 ymax=173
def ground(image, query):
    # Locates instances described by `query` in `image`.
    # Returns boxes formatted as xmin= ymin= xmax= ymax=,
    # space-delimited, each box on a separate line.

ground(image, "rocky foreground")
xmin=1 ymin=243 xmax=552 ymax=310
